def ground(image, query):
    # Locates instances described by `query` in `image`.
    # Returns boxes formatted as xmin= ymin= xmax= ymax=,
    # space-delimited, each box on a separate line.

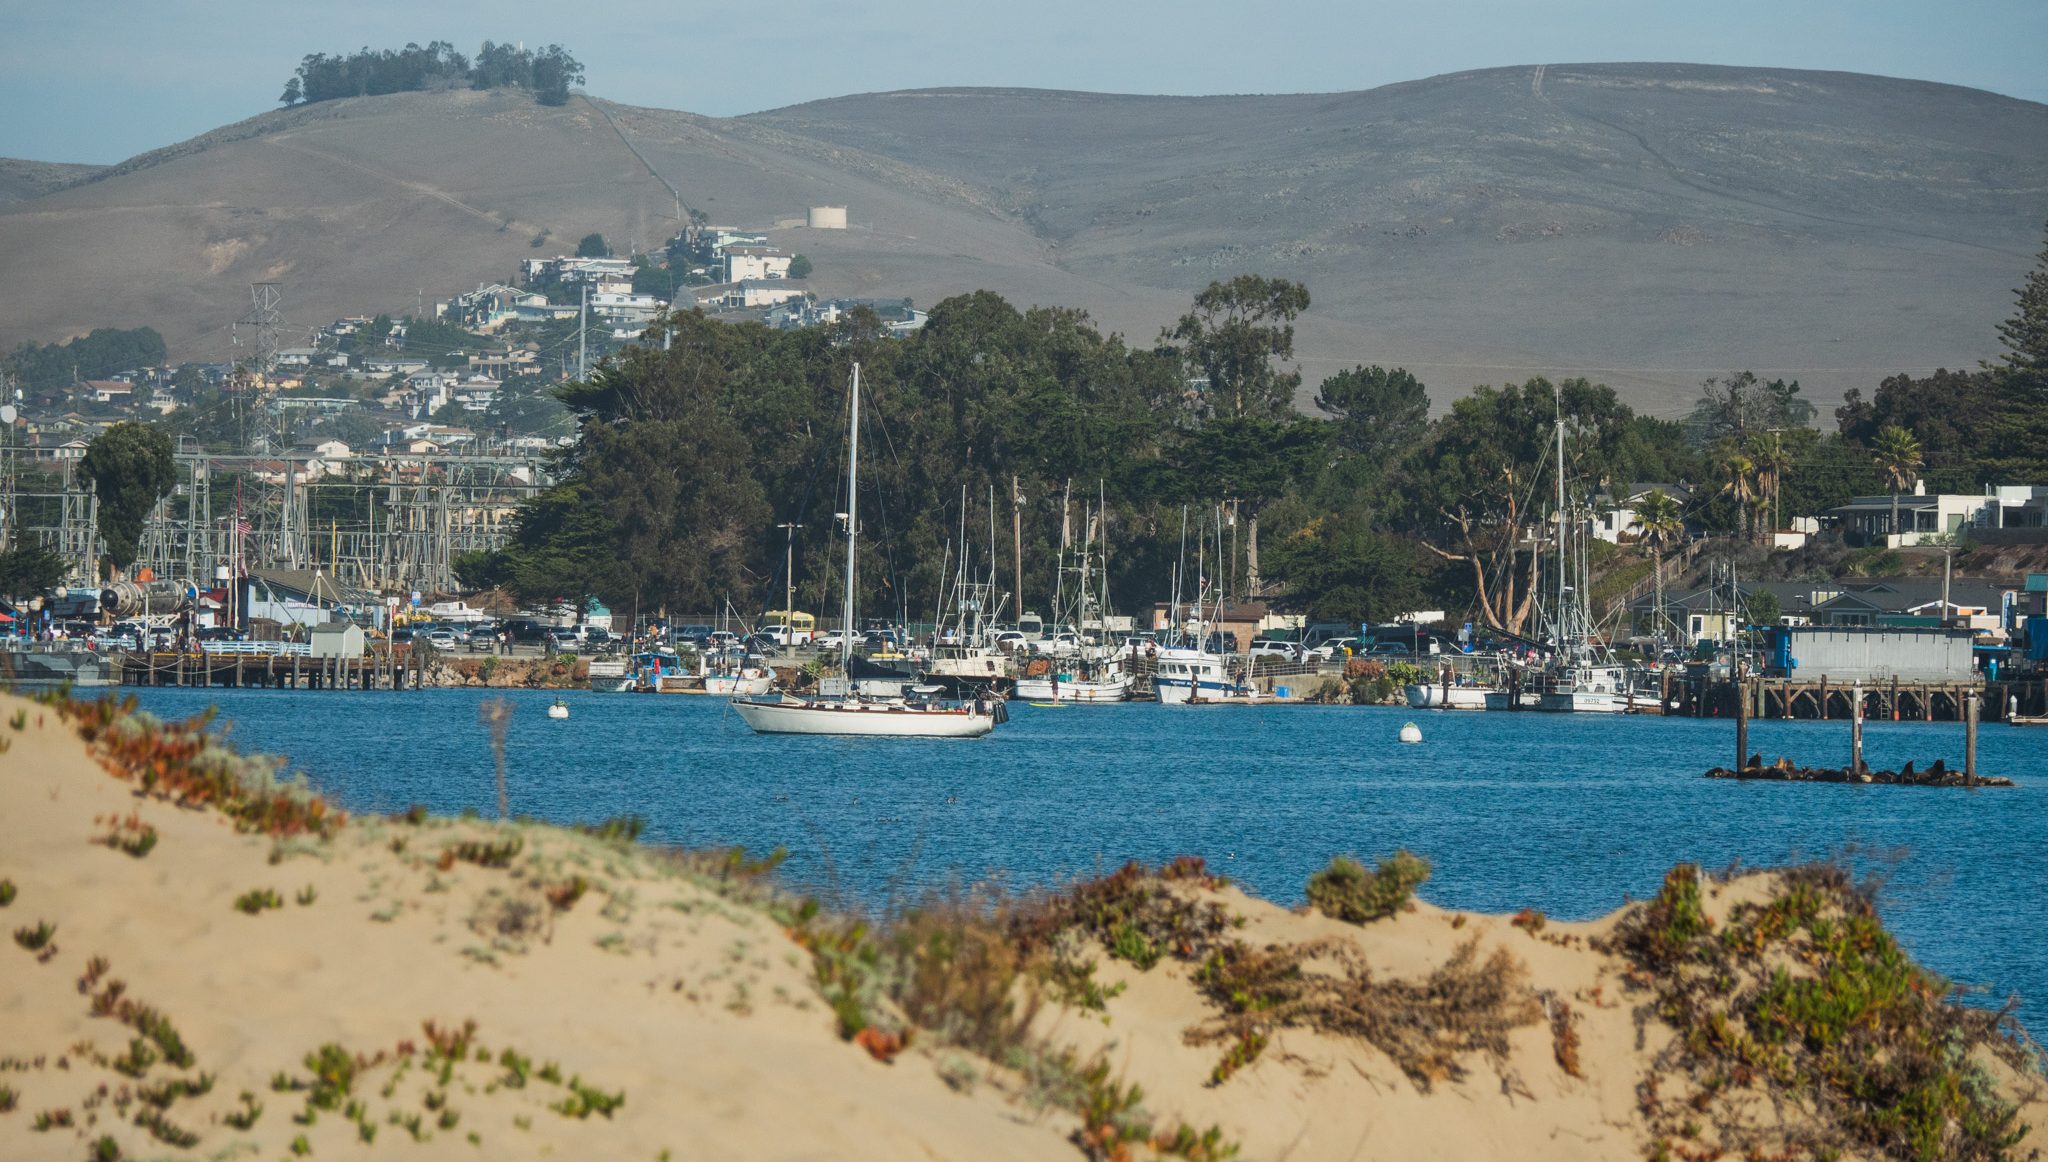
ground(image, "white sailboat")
xmin=732 ymin=364 xmax=1003 ymax=738
xmin=1152 ymin=509 xmax=1252 ymax=705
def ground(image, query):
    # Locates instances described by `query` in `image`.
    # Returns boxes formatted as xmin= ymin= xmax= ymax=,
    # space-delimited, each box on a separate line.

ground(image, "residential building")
xmin=724 ymin=245 xmax=791 ymax=282
xmin=1825 ymin=482 xmax=2048 ymax=547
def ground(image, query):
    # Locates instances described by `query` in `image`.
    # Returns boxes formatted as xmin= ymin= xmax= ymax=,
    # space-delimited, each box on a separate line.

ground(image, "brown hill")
xmin=4 ymin=64 xmax=2046 ymax=413
xmin=0 ymin=158 xmax=101 ymax=206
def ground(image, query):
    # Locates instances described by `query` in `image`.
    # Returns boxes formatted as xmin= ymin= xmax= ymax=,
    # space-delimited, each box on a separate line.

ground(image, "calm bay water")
xmin=125 ymin=687 xmax=2048 ymax=1029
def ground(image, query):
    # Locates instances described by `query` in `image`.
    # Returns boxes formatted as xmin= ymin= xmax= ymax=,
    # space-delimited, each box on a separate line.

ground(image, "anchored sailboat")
xmin=732 ymin=364 xmax=1004 ymax=737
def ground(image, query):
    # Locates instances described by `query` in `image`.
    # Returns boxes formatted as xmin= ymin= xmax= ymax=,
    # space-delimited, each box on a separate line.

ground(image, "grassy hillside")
xmin=4 ymin=64 xmax=2045 ymax=413
xmin=0 ymin=158 xmax=102 ymax=206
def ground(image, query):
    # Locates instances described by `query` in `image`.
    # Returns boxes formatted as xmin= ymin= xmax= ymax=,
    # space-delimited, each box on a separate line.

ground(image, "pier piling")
xmin=1851 ymin=685 xmax=1865 ymax=774
xmin=1735 ymin=676 xmax=1749 ymax=769
xmin=1966 ymin=693 xmax=1979 ymax=788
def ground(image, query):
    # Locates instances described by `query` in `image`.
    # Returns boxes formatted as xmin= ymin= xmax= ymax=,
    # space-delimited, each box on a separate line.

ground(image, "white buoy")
xmin=1399 ymin=721 xmax=1423 ymax=744
xmin=547 ymin=699 xmax=570 ymax=720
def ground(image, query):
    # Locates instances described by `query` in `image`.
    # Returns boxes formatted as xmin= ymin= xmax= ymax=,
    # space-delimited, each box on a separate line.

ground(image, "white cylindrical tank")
xmin=807 ymin=206 xmax=848 ymax=229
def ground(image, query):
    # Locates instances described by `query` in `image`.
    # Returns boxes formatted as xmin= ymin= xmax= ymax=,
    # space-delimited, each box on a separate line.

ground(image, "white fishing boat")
xmin=733 ymin=364 xmax=1003 ymax=739
xmin=1012 ymin=667 xmax=1133 ymax=703
xmin=1530 ymin=405 xmax=1648 ymax=713
xmin=1153 ymin=646 xmax=1252 ymax=705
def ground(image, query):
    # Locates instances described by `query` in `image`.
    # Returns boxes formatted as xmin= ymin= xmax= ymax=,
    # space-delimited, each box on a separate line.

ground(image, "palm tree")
xmin=1716 ymin=444 xmax=1756 ymax=543
xmin=1871 ymin=425 xmax=1924 ymax=544
xmin=1630 ymin=489 xmax=1685 ymax=647
xmin=1747 ymin=432 xmax=1792 ymax=542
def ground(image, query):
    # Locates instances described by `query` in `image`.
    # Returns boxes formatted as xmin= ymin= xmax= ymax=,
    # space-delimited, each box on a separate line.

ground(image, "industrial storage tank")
xmin=807 ymin=206 xmax=848 ymax=229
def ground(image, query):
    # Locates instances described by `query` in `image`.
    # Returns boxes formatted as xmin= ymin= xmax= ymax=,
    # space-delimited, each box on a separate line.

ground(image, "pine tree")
xmin=1995 ymin=219 xmax=2048 ymax=383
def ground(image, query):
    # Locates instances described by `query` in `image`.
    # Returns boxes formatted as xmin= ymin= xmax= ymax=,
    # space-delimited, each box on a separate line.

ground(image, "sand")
xmin=1 ymin=689 xmax=2042 ymax=1161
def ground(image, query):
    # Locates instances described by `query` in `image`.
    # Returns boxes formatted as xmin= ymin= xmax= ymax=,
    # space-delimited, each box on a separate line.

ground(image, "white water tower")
xmin=807 ymin=206 xmax=847 ymax=229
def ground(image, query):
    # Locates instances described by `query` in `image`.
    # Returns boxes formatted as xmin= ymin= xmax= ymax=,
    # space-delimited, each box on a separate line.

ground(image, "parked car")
xmin=1202 ymin=632 xmax=1239 ymax=655
xmin=1249 ymin=639 xmax=1305 ymax=662
xmin=1308 ymin=637 xmax=1364 ymax=662
xmin=674 ymin=624 xmax=715 ymax=648
xmin=500 ymin=619 xmax=548 ymax=643
xmin=546 ymin=626 xmax=585 ymax=651
xmin=1029 ymin=632 xmax=1083 ymax=658
xmin=583 ymin=627 xmax=615 ymax=652
xmin=1364 ymin=641 xmax=1413 ymax=658
xmin=815 ymin=628 xmax=858 ymax=652
xmin=426 ymin=628 xmax=459 ymax=650
xmin=197 ymin=625 xmax=246 ymax=643
xmin=757 ymin=623 xmax=810 ymax=647
xmin=992 ymin=630 xmax=1027 ymax=653
xmin=742 ymin=632 xmax=782 ymax=657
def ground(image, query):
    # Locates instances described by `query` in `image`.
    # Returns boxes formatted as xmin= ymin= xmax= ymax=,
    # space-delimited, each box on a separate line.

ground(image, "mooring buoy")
xmin=1399 ymin=721 xmax=1423 ymax=744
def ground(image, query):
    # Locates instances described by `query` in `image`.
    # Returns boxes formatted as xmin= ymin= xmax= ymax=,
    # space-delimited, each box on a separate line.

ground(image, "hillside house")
xmin=1823 ymin=482 xmax=2048 ymax=547
xmin=724 ymin=245 xmax=792 ymax=282
xmin=1590 ymin=483 xmax=1692 ymax=545
xmin=589 ymin=291 xmax=664 ymax=332
xmin=441 ymin=283 xmax=549 ymax=333
xmin=82 ymin=380 xmax=132 ymax=405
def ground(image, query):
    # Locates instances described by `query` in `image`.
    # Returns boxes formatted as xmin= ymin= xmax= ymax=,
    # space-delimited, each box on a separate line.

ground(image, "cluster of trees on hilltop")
xmin=280 ymin=41 xmax=583 ymax=108
xmin=4 ymin=326 xmax=166 ymax=393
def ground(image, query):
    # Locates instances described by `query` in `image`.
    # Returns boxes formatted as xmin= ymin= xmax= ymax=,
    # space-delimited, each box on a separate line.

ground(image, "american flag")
xmin=232 ymin=519 xmax=250 ymax=534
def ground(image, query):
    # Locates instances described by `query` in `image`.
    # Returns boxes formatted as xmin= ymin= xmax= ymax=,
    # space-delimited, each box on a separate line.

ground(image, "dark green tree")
xmin=1683 ymin=371 xmax=1814 ymax=447
xmin=788 ymin=254 xmax=814 ymax=280
xmin=0 ymin=538 xmax=67 ymax=599
xmin=81 ymin=422 xmax=176 ymax=573
xmin=1262 ymin=516 xmax=1425 ymax=625
xmin=576 ymin=233 xmax=610 ymax=259
xmin=1398 ymin=377 xmax=1636 ymax=635
xmin=1166 ymin=275 xmax=1310 ymax=420
xmin=1995 ymin=219 xmax=2048 ymax=385
xmin=1313 ymin=365 xmax=1428 ymax=460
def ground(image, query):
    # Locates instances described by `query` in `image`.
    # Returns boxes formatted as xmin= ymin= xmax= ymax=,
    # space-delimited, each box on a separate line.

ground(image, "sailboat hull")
xmin=731 ymin=696 xmax=997 ymax=737
xmin=1403 ymin=684 xmax=1491 ymax=710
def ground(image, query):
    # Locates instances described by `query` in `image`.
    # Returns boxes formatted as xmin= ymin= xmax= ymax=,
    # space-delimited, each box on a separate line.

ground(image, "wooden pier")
xmin=117 ymin=648 xmax=422 ymax=691
xmin=1668 ymin=672 xmax=2048 ymax=723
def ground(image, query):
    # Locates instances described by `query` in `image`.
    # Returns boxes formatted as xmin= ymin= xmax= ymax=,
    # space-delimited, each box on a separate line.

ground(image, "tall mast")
xmin=1555 ymin=399 xmax=1568 ymax=651
xmin=842 ymin=363 xmax=860 ymax=673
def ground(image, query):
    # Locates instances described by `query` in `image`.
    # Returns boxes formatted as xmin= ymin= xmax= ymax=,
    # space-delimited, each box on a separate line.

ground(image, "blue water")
xmin=124 ymin=687 xmax=2048 ymax=1030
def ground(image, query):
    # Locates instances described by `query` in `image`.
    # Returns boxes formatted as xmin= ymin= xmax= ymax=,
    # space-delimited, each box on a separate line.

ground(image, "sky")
xmin=7 ymin=0 xmax=2047 ymax=164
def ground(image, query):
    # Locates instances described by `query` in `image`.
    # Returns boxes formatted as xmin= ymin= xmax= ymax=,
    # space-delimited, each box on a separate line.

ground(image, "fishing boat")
xmin=1012 ymin=663 xmax=1134 ymax=703
xmin=1009 ymin=482 xmax=1131 ymax=702
xmin=1150 ymin=509 xmax=1251 ymax=705
xmin=1153 ymin=644 xmax=1252 ymax=704
xmin=733 ymin=364 xmax=1003 ymax=738
xmin=1531 ymin=406 xmax=1644 ymax=713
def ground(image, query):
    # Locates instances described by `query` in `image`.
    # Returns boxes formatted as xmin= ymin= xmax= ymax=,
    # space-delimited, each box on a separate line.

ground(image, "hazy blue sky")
xmin=9 ymin=0 xmax=2046 ymax=164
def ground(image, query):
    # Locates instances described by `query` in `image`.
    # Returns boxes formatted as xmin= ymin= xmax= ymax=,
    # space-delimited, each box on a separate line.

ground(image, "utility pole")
xmin=777 ymin=522 xmax=803 ymax=625
xmin=577 ymin=285 xmax=588 ymax=380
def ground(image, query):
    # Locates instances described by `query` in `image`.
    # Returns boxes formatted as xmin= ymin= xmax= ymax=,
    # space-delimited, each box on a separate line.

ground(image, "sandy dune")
xmin=1 ymin=689 xmax=2041 ymax=1160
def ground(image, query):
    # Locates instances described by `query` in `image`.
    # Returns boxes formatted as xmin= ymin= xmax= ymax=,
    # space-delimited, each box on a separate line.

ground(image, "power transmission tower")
xmin=240 ymin=283 xmax=284 ymax=373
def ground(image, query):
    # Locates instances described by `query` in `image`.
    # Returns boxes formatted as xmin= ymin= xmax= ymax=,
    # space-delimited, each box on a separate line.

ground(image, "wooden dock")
xmin=1668 ymin=672 xmax=2048 ymax=723
xmin=117 ymin=649 xmax=422 ymax=691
